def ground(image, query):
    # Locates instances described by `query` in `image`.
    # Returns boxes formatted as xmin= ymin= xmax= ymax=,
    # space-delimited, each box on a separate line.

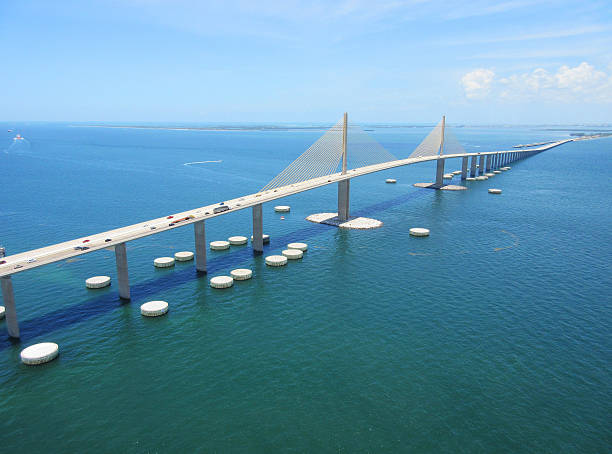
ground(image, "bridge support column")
xmin=435 ymin=158 xmax=445 ymax=188
xmin=486 ymin=155 xmax=492 ymax=172
xmin=1 ymin=276 xmax=19 ymax=338
xmin=478 ymin=155 xmax=485 ymax=175
xmin=115 ymin=243 xmax=130 ymax=300
xmin=194 ymin=220 xmax=206 ymax=273
xmin=493 ymin=154 xmax=499 ymax=169
xmin=470 ymin=155 xmax=477 ymax=177
xmin=252 ymin=204 xmax=264 ymax=254
xmin=337 ymin=179 xmax=350 ymax=221
xmin=461 ymin=156 xmax=468 ymax=180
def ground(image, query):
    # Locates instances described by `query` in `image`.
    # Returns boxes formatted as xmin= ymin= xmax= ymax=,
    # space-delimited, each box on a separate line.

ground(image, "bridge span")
xmin=0 ymin=116 xmax=587 ymax=338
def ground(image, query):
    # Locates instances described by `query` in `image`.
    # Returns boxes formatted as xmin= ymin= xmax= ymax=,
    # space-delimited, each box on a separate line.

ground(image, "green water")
xmin=0 ymin=124 xmax=610 ymax=452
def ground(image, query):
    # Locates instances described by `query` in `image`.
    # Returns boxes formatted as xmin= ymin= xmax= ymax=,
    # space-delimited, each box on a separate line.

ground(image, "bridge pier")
xmin=337 ymin=179 xmax=350 ymax=221
xmin=115 ymin=243 xmax=130 ymax=300
xmin=486 ymin=155 xmax=492 ymax=172
xmin=461 ymin=156 xmax=468 ymax=180
xmin=493 ymin=154 xmax=499 ymax=169
xmin=478 ymin=155 xmax=485 ymax=175
xmin=470 ymin=155 xmax=477 ymax=177
xmin=434 ymin=158 xmax=445 ymax=187
xmin=194 ymin=220 xmax=207 ymax=273
xmin=252 ymin=204 xmax=264 ymax=254
xmin=1 ymin=276 xmax=19 ymax=338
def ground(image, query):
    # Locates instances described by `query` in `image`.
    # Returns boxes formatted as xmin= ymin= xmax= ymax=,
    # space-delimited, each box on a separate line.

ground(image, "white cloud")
xmin=461 ymin=62 xmax=612 ymax=102
xmin=461 ymin=69 xmax=495 ymax=99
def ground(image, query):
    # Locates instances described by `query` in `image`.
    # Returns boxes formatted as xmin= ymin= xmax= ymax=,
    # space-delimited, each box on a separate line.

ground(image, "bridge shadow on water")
xmin=0 ymin=188 xmax=431 ymax=349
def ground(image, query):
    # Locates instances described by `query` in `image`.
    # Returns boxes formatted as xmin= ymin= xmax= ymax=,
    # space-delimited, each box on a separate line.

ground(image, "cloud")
xmin=461 ymin=69 xmax=495 ymax=99
xmin=461 ymin=62 xmax=612 ymax=103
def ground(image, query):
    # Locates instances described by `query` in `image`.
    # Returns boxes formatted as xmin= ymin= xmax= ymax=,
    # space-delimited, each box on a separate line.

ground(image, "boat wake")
xmin=183 ymin=160 xmax=222 ymax=166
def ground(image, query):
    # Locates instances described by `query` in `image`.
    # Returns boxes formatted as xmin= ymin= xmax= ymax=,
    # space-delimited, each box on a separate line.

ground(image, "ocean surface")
xmin=0 ymin=122 xmax=610 ymax=453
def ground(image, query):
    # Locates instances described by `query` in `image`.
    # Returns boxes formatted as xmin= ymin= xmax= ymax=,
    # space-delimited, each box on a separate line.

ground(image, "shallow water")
xmin=0 ymin=123 xmax=611 ymax=452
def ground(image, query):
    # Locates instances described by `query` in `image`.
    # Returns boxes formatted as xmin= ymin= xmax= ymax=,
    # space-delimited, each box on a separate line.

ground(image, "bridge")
xmin=0 ymin=115 xmax=585 ymax=339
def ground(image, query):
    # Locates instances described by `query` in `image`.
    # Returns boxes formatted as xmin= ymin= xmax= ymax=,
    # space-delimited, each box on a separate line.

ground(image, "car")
xmin=219 ymin=202 xmax=225 ymax=205
xmin=150 ymin=226 xmax=157 ymax=230
xmin=14 ymin=264 xmax=23 ymax=269
xmin=169 ymin=223 xmax=175 ymax=226
xmin=82 ymin=246 xmax=90 ymax=250
xmin=74 ymin=246 xmax=83 ymax=251
xmin=26 ymin=258 xmax=36 ymax=263
xmin=205 ymin=212 xmax=210 ymax=215
xmin=83 ymin=239 xmax=90 ymax=243
xmin=0 ymin=260 xmax=6 ymax=265
xmin=167 ymin=216 xmax=174 ymax=219
xmin=104 ymin=238 xmax=112 ymax=243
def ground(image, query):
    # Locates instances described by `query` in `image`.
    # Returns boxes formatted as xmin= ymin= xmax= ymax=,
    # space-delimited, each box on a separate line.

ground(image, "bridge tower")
xmin=434 ymin=115 xmax=446 ymax=188
xmin=337 ymin=112 xmax=350 ymax=221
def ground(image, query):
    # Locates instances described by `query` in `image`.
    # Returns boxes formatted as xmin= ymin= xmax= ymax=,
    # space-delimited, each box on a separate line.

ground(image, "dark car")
xmin=104 ymin=238 xmax=112 ymax=243
xmin=0 ymin=260 xmax=6 ymax=265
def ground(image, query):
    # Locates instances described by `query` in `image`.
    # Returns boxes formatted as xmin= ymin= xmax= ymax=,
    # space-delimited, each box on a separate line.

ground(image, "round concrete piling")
xmin=485 ymin=173 xmax=495 ymax=177
xmin=385 ymin=179 xmax=397 ymax=183
xmin=0 ymin=306 xmax=5 ymax=320
xmin=493 ymin=170 xmax=502 ymax=174
xmin=230 ymin=269 xmax=252 ymax=280
xmin=251 ymin=234 xmax=270 ymax=243
xmin=228 ymin=236 xmax=248 ymax=245
xmin=20 ymin=342 xmax=59 ymax=365
xmin=85 ymin=275 xmax=111 ymax=289
xmin=488 ymin=188 xmax=502 ymax=194
xmin=265 ymin=255 xmax=287 ymax=267
xmin=154 ymin=257 xmax=175 ymax=268
xmin=210 ymin=240 xmax=230 ymax=251
xmin=140 ymin=300 xmax=169 ymax=317
xmin=274 ymin=206 xmax=290 ymax=213
xmin=466 ymin=177 xmax=476 ymax=181
xmin=174 ymin=251 xmax=194 ymax=261
xmin=476 ymin=176 xmax=488 ymax=180
xmin=210 ymin=276 xmax=234 ymax=288
xmin=443 ymin=174 xmax=453 ymax=179
xmin=287 ymin=242 xmax=308 ymax=251
xmin=452 ymin=170 xmax=462 ymax=175
xmin=282 ymin=249 xmax=303 ymax=260
xmin=409 ymin=228 xmax=430 ymax=237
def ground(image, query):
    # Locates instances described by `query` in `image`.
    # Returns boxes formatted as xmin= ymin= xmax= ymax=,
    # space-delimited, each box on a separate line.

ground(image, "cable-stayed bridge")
xmin=0 ymin=115 xmax=584 ymax=338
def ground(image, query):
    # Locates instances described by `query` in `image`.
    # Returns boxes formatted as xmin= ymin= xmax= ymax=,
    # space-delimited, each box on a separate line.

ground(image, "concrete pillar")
xmin=114 ymin=243 xmax=130 ymax=300
xmin=461 ymin=156 xmax=468 ymax=180
xmin=252 ymin=204 xmax=263 ymax=254
xmin=494 ymin=154 xmax=499 ymax=169
xmin=478 ymin=155 xmax=485 ymax=175
xmin=486 ymin=155 xmax=492 ymax=172
xmin=435 ymin=158 xmax=445 ymax=187
xmin=194 ymin=220 xmax=206 ymax=273
xmin=337 ymin=179 xmax=350 ymax=221
xmin=1 ymin=276 xmax=19 ymax=338
xmin=470 ymin=155 xmax=477 ymax=177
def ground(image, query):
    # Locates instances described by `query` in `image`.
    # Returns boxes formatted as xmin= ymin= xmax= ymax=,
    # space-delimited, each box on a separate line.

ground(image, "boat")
xmin=14 ymin=134 xmax=24 ymax=140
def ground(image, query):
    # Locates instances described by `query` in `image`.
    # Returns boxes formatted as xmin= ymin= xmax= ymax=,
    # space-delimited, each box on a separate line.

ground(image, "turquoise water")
xmin=0 ymin=123 xmax=611 ymax=452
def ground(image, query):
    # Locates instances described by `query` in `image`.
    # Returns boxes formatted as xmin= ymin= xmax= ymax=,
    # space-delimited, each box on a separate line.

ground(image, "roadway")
xmin=0 ymin=138 xmax=577 ymax=278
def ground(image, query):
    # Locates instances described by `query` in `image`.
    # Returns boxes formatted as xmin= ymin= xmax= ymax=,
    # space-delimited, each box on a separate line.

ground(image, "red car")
xmin=167 ymin=216 xmax=174 ymax=219
xmin=83 ymin=239 xmax=90 ymax=243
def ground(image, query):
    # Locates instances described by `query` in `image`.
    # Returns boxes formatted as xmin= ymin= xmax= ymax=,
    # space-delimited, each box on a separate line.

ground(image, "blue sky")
xmin=1 ymin=0 xmax=611 ymax=123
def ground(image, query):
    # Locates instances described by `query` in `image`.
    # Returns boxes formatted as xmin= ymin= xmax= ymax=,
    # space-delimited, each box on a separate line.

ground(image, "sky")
xmin=1 ymin=0 xmax=611 ymax=123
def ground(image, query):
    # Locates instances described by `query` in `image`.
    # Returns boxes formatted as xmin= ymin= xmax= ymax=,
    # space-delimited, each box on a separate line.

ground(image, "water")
xmin=0 ymin=123 xmax=610 ymax=452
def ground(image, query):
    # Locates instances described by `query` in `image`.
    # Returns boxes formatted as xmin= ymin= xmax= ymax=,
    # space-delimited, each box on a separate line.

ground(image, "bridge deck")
xmin=0 ymin=139 xmax=574 ymax=278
